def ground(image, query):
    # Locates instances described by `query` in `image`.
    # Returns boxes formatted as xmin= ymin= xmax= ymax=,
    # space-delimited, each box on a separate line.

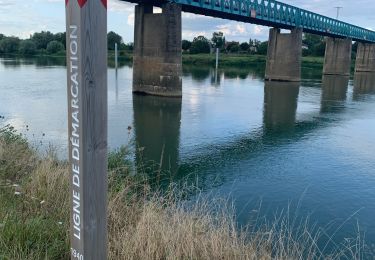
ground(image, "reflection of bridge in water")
xmin=133 ymin=72 xmax=375 ymax=189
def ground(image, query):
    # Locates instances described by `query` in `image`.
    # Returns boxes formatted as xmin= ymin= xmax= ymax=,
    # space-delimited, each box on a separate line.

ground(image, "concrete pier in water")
xmin=133 ymin=3 xmax=182 ymax=97
xmin=265 ymin=28 xmax=302 ymax=82
xmin=355 ymin=43 xmax=375 ymax=72
xmin=323 ymin=38 xmax=352 ymax=76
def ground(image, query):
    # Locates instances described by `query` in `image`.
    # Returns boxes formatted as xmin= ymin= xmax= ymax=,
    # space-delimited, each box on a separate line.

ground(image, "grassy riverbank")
xmin=0 ymin=125 xmax=367 ymax=259
xmin=182 ymin=53 xmax=326 ymax=68
xmin=2 ymin=52 xmax=326 ymax=68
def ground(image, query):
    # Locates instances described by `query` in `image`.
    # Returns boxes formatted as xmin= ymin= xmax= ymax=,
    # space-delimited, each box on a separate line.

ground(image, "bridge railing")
xmin=172 ymin=0 xmax=375 ymax=42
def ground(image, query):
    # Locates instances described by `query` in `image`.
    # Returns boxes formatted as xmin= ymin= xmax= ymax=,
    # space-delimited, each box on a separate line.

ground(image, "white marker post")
xmin=65 ymin=0 xmax=108 ymax=259
xmin=215 ymin=47 xmax=219 ymax=70
xmin=115 ymin=43 xmax=118 ymax=71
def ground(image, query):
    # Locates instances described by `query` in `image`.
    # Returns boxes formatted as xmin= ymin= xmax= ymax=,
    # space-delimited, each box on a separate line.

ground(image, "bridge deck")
xmin=121 ymin=0 xmax=375 ymax=43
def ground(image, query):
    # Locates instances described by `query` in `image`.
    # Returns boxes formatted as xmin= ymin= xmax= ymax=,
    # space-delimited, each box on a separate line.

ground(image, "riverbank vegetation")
xmin=0 ymin=31 xmax=133 ymax=57
xmin=0 ymin=125 xmax=369 ymax=259
xmin=0 ymin=30 xmax=358 ymax=66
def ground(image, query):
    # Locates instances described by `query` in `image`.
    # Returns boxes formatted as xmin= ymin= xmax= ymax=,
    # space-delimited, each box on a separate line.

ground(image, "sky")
xmin=0 ymin=0 xmax=374 ymax=43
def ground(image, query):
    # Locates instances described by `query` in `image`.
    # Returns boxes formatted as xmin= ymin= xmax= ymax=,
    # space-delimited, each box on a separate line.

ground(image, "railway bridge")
xmin=120 ymin=0 xmax=375 ymax=96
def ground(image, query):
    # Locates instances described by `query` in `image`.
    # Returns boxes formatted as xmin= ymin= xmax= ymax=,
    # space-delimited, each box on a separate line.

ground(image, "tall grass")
xmin=0 ymin=125 xmax=369 ymax=259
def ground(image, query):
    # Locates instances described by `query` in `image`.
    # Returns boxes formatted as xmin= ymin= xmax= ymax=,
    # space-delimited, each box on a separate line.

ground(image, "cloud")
xmin=182 ymin=30 xmax=209 ymax=39
xmin=127 ymin=13 xmax=134 ymax=26
xmin=108 ymin=0 xmax=134 ymax=13
xmin=0 ymin=0 xmax=374 ymax=42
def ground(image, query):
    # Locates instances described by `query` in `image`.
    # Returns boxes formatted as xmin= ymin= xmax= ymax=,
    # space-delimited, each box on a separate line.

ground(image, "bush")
xmin=108 ymin=31 xmax=123 ymax=51
xmin=0 ymin=37 xmax=20 ymax=54
xmin=226 ymin=41 xmax=240 ymax=53
xmin=240 ymin=42 xmax=250 ymax=52
xmin=46 ymin=41 xmax=64 ymax=54
xmin=257 ymin=41 xmax=268 ymax=55
xmin=31 ymin=31 xmax=55 ymax=50
xmin=190 ymin=36 xmax=211 ymax=54
xmin=182 ymin=40 xmax=192 ymax=51
xmin=19 ymin=40 xmax=37 ymax=56
xmin=53 ymin=32 xmax=66 ymax=49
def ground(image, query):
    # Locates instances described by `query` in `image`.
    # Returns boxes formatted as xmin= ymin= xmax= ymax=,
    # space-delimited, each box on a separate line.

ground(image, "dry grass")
xmin=0 ymin=126 xmax=369 ymax=259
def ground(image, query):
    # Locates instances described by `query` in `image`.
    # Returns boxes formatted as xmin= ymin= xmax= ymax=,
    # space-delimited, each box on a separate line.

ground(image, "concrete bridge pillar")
xmin=265 ymin=28 xmax=302 ymax=82
xmin=355 ymin=43 xmax=375 ymax=72
xmin=133 ymin=3 xmax=182 ymax=97
xmin=323 ymin=38 xmax=352 ymax=76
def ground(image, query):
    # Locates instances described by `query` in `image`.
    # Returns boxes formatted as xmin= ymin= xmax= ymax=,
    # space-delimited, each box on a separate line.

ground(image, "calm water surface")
xmin=1 ymin=57 xmax=375 ymax=251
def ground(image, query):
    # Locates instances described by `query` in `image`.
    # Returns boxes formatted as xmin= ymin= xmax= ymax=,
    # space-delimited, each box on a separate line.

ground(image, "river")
xmin=1 ymin=56 xmax=375 ymax=253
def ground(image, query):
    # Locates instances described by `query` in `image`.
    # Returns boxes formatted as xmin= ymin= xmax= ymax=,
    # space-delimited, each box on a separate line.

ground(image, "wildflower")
xmin=14 ymin=192 xmax=21 ymax=195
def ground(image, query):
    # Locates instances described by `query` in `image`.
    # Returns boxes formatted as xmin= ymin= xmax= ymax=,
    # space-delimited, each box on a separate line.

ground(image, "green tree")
xmin=257 ymin=41 xmax=268 ymax=55
xmin=119 ymin=42 xmax=133 ymax=51
xmin=190 ymin=36 xmax=211 ymax=54
xmin=211 ymin=32 xmax=225 ymax=49
xmin=226 ymin=41 xmax=240 ymax=53
xmin=46 ymin=40 xmax=64 ymax=54
xmin=0 ymin=37 xmax=20 ymax=54
xmin=54 ymin=32 xmax=66 ymax=49
xmin=303 ymin=33 xmax=325 ymax=56
xmin=107 ymin=31 xmax=123 ymax=51
xmin=0 ymin=34 xmax=4 ymax=41
xmin=126 ymin=42 xmax=134 ymax=51
xmin=182 ymin=40 xmax=192 ymax=51
xmin=240 ymin=42 xmax=250 ymax=52
xmin=31 ymin=31 xmax=55 ymax=50
xmin=19 ymin=40 xmax=37 ymax=55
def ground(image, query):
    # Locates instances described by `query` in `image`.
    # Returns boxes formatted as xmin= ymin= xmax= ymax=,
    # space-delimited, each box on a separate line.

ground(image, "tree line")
xmin=0 ymin=31 xmax=133 ymax=56
xmin=182 ymin=31 xmax=329 ymax=57
xmin=1 ymin=30 xmax=339 ymax=57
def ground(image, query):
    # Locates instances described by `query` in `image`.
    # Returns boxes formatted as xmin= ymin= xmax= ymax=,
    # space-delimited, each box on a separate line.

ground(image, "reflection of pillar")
xmin=263 ymin=81 xmax=300 ymax=130
xmin=133 ymin=95 xmax=181 ymax=175
xmin=355 ymin=43 xmax=375 ymax=72
xmin=323 ymin=38 xmax=352 ymax=76
xmin=321 ymin=75 xmax=349 ymax=113
xmin=133 ymin=3 xmax=182 ymax=97
xmin=353 ymin=72 xmax=375 ymax=99
xmin=265 ymin=28 xmax=302 ymax=82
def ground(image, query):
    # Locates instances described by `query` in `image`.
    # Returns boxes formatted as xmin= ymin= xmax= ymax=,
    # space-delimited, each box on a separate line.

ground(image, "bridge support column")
xmin=323 ymin=37 xmax=352 ymax=76
xmin=265 ymin=28 xmax=302 ymax=82
xmin=355 ymin=43 xmax=375 ymax=72
xmin=133 ymin=3 xmax=182 ymax=97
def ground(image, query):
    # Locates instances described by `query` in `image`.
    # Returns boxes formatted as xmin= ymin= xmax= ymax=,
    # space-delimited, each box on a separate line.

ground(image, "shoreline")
xmin=0 ymin=125 xmax=370 ymax=259
xmin=1 ymin=52 xmax=326 ymax=68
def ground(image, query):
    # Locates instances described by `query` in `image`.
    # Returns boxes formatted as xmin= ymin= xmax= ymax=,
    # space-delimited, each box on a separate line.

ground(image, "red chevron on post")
xmin=101 ymin=0 xmax=107 ymax=9
xmin=77 ymin=0 xmax=87 ymax=8
xmin=65 ymin=0 xmax=106 ymax=9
